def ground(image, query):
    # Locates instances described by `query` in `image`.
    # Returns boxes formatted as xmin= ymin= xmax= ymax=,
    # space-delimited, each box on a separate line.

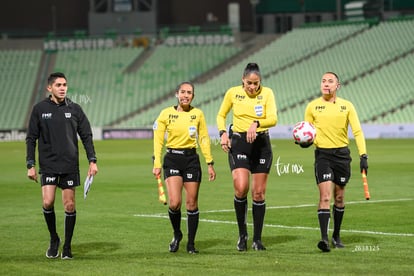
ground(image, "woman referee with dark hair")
xmin=152 ymin=81 xmax=216 ymax=254
xmin=217 ymin=63 xmax=278 ymax=251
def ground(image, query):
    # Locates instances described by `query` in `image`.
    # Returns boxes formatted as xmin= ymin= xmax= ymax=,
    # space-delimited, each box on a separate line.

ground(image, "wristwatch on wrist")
xmin=219 ymin=130 xmax=226 ymax=137
xmin=27 ymin=160 xmax=35 ymax=169
xmin=207 ymin=161 xmax=214 ymax=166
xmin=254 ymin=120 xmax=260 ymax=128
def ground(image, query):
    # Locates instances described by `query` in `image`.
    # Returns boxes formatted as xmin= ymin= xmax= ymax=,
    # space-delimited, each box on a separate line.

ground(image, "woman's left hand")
xmin=208 ymin=165 xmax=216 ymax=181
xmin=247 ymin=122 xmax=258 ymax=143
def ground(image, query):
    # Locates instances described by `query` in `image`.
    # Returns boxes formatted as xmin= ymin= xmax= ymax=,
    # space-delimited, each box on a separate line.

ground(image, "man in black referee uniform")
xmin=26 ymin=72 xmax=98 ymax=259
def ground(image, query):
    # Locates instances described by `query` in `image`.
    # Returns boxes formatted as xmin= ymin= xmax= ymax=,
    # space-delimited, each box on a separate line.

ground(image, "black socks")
xmin=64 ymin=211 xmax=76 ymax=248
xmin=43 ymin=207 xmax=58 ymax=240
xmin=234 ymin=196 xmax=248 ymax=236
xmin=318 ymin=209 xmax=331 ymax=241
xmin=252 ymin=200 xmax=266 ymax=241
xmin=333 ymin=205 xmax=345 ymax=239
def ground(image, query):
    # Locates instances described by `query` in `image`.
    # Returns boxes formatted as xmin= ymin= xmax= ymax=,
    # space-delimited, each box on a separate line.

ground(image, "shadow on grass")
xmin=265 ymin=234 xmax=300 ymax=245
xmin=74 ymin=242 xmax=122 ymax=258
xmin=343 ymin=234 xmax=380 ymax=246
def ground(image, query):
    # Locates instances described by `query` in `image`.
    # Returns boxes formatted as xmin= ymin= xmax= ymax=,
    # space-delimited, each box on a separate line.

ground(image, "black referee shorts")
xmin=163 ymin=149 xmax=202 ymax=182
xmin=228 ymin=131 xmax=273 ymax=174
xmin=40 ymin=173 xmax=81 ymax=189
xmin=314 ymin=147 xmax=352 ymax=186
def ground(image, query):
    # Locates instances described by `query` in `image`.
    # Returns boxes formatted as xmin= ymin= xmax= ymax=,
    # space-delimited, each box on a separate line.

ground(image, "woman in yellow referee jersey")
xmin=153 ymin=81 xmax=216 ymax=254
xmin=302 ymin=72 xmax=368 ymax=252
xmin=217 ymin=63 xmax=277 ymax=251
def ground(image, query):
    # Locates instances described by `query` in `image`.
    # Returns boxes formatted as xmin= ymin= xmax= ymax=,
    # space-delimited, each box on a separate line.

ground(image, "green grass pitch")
xmin=1 ymin=139 xmax=413 ymax=275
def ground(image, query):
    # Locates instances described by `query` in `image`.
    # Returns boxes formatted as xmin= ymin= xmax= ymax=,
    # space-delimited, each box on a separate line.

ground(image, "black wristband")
xmin=207 ymin=161 xmax=214 ymax=166
xmin=254 ymin=120 xmax=260 ymax=128
xmin=89 ymin=158 xmax=97 ymax=164
xmin=219 ymin=130 xmax=226 ymax=137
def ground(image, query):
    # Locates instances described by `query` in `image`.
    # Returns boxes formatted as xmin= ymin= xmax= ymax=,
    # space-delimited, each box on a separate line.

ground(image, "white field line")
xmin=133 ymin=198 xmax=414 ymax=237
xmin=202 ymin=198 xmax=414 ymax=214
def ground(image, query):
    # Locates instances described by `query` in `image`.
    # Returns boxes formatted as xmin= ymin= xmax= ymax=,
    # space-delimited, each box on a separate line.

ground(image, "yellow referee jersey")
xmin=304 ymin=97 xmax=367 ymax=155
xmin=217 ymin=85 xmax=277 ymax=132
xmin=153 ymin=106 xmax=213 ymax=168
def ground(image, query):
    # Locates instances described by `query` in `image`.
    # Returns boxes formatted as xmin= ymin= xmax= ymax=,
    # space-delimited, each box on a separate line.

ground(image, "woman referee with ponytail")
xmin=217 ymin=63 xmax=278 ymax=251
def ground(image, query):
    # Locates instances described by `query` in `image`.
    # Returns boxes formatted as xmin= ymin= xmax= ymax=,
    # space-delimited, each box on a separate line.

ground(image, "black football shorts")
xmin=41 ymin=173 xmax=81 ymax=189
xmin=228 ymin=131 xmax=273 ymax=174
xmin=314 ymin=147 xmax=352 ymax=186
xmin=163 ymin=151 xmax=202 ymax=182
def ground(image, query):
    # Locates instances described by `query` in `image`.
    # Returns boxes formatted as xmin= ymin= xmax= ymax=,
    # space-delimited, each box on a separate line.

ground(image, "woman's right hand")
xmin=153 ymin=168 xmax=161 ymax=178
xmin=220 ymin=132 xmax=231 ymax=153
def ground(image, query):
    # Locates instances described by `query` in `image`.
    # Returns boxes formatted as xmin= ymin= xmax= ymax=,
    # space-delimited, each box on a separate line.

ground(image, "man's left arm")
xmin=77 ymin=108 xmax=97 ymax=165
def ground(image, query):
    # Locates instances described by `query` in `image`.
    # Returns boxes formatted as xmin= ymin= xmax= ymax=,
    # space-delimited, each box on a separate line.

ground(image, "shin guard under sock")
xmin=234 ymin=196 xmax=248 ymax=236
xmin=252 ymin=200 xmax=266 ymax=241
xmin=168 ymin=208 xmax=182 ymax=236
xmin=317 ymin=209 xmax=330 ymax=241
xmin=332 ymin=205 xmax=345 ymax=238
xmin=43 ymin=207 xmax=58 ymax=240
xmin=64 ymin=210 xmax=76 ymax=248
xmin=187 ymin=209 xmax=199 ymax=246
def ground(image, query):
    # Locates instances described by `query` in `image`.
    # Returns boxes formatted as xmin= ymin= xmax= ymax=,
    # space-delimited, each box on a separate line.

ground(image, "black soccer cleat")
xmin=332 ymin=237 xmax=345 ymax=248
xmin=46 ymin=237 xmax=60 ymax=259
xmin=61 ymin=246 xmax=73 ymax=260
xmin=237 ymin=234 xmax=248 ymax=251
xmin=169 ymin=231 xmax=183 ymax=253
xmin=252 ymin=240 xmax=266 ymax=251
xmin=187 ymin=243 xmax=199 ymax=254
xmin=317 ymin=239 xmax=331 ymax=252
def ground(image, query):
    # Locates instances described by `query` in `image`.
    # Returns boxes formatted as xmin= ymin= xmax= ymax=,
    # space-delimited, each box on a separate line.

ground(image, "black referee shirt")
xmin=26 ymin=96 xmax=96 ymax=174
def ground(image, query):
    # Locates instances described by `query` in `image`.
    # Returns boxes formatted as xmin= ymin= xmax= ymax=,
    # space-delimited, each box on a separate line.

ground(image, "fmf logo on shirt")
xmin=42 ymin=113 xmax=52 ymax=119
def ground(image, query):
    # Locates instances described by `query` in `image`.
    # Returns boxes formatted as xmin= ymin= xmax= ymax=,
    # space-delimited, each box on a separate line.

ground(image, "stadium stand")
xmin=0 ymin=50 xmax=41 ymax=129
xmin=343 ymin=53 xmax=414 ymax=123
xmin=196 ymin=22 xmax=370 ymax=103
xmin=52 ymin=48 xmax=144 ymax=126
xmin=1 ymin=18 xmax=414 ymax=130
xmin=121 ymin=22 xmax=371 ymax=127
xmin=283 ymin=18 xmax=414 ymax=125
xmin=51 ymin=44 xmax=241 ymax=127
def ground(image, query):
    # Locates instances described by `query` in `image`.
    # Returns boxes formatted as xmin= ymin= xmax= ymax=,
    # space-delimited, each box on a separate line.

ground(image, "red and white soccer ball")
xmin=292 ymin=121 xmax=316 ymax=144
